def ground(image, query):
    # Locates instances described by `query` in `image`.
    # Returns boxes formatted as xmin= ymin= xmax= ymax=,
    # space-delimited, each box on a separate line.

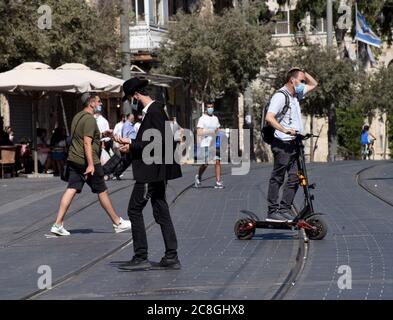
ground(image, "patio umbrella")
xmin=56 ymin=63 xmax=124 ymax=93
xmin=0 ymin=62 xmax=90 ymax=92
xmin=0 ymin=62 xmax=127 ymax=176
xmin=0 ymin=62 xmax=91 ymax=176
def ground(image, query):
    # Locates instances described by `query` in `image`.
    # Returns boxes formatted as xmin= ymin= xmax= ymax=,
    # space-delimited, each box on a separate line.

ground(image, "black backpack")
xmin=261 ymin=90 xmax=290 ymax=145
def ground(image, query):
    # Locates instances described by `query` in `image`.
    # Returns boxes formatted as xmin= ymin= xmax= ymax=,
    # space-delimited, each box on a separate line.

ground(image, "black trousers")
xmin=127 ymin=180 xmax=178 ymax=259
xmin=267 ymin=139 xmax=299 ymax=215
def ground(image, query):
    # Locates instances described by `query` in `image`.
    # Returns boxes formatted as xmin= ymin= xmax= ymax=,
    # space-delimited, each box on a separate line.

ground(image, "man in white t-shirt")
xmin=194 ymin=100 xmax=224 ymax=189
xmin=93 ymin=96 xmax=112 ymax=152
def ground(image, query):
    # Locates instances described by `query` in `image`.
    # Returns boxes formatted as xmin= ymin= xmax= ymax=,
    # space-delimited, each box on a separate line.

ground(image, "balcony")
xmin=129 ymin=23 xmax=168 ymax=53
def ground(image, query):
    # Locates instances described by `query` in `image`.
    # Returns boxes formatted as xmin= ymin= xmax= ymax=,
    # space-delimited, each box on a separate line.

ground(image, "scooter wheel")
xmin=234 ymin=218 xmax=255 ymax=240
xmin=305 ymin=215 xmax=328 ymax=240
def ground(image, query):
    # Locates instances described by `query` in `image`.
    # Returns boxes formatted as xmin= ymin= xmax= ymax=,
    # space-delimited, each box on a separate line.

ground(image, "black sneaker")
xmin=151 ymin=256 xmax=181 ymax=270
xmin=118 ymin=256 xmax=151 ymax=271
xmin=266 ymin=212 xmax=288 ymax=222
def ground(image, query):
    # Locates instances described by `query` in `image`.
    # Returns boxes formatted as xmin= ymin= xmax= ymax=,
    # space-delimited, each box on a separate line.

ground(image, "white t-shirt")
xmin=113 ymin=121 xmax=124 ymax=137
xmin=267 ymin=86 xmax=306 ymax=141
xmin=113 ymin=121 xmax=124 ymax=148
xmin=95 ymin=114 xmax=110 ymax=142
xmin=134 ymin=122 xmax=141 ymax=134
xmin=197 ymin=114 xmax=221 ymax=147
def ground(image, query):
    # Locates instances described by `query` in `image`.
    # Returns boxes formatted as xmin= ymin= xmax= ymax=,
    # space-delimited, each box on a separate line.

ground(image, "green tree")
xmin=337 ymin=104 xmax=364 ymax=159
xmin=356 ymin=66 xmax=393 ymax=157
xmin=0 ymin=0 xmax=121 ymax=74
xmin=156 ymin=8 xmax=274 ymax=104
xmin=356 ymin=66 xmax=393 ymax=115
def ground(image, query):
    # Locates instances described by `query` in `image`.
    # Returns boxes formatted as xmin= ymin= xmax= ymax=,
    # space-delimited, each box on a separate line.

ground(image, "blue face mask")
xmin=131 ymin=98 xmax=139 ymax=111
xmin=94 ymin=104 xmax=103 ymax=113
xmin=207 ymin=107 xmax=214 ymax=115
xmin=295 ymin=82 xmax=306 ymax=95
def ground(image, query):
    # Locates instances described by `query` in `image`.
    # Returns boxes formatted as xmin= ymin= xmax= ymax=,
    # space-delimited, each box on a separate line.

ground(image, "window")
xmin=131 ymin=0 xmax=145 ymax=24
xmin=150 ymin=0 xmax=162 ymax=25
xmin=315 ymin=18 xmax=327 ymax=33
xmin=273 ymin=10 xmax=292 ymax=35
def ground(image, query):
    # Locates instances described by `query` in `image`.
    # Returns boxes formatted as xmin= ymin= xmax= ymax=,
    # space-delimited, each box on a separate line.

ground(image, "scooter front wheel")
xmin=305 ymin=215 xmax=328 ymax=240
xmin=234 ymin=218 xmax=255 ymax=240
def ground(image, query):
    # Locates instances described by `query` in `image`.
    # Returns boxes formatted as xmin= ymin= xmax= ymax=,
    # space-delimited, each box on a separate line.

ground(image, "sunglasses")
xmin=300 ymin=80 xmax=306 ymax=84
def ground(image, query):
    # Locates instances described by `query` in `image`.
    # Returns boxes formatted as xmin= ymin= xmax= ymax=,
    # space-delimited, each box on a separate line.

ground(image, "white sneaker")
xmin=214 ymin=180 xmax=224 ymax=189
xmin=51 ymin=223 xmax=70 ymax=236
xmin=194 ymin=175 xmax=201 ymax=188
xmin=113 ymin=217 xmax=131 ymax=233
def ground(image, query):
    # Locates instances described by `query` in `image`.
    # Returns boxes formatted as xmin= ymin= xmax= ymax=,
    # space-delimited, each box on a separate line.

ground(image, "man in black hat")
xmin=115 ymin=77 xmax=182 ymax=270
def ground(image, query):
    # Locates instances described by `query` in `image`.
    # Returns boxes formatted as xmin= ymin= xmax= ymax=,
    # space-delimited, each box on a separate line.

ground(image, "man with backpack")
xmin=264 ymin=67 xmax=318 ymax=222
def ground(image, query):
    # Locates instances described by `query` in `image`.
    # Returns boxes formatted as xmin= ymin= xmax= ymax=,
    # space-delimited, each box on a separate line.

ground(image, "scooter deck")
xmin=255 ymin=220 xmax=294 ymax=230
xmin=240 ymin=210 xmax=296 ymax=230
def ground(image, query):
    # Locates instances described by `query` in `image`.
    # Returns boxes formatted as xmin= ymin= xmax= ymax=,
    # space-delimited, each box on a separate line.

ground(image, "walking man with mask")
xmin=194 ymin=100 xmax=224 ymax=189
xmin=50 ymin=92 xmax=131 ymax=236
xmin=114 ymin=78 xmax=182 ymax=270
xmin=265 ymin=68 xmax=318 ymax=222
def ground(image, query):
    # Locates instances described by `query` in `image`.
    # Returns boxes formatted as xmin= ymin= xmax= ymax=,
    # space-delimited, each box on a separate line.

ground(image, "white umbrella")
xmin=0 ymin=62 xmax=126 ymax=176
xmin=56 ymin=63 xmax=124 ymax=93
xmin=0 ymin=62 xmax=91 ymax=92
xmin=0 ymin=62 xmax=92 ymax=176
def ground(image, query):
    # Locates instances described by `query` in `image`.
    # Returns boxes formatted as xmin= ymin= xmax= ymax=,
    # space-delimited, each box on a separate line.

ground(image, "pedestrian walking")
xmin=194 ymin=100 xmax=224 ymax=189
xmin=50 ymin=92 xmax=131 ymax=236
xmin=114 ymin=77 xmax=182 ymax=270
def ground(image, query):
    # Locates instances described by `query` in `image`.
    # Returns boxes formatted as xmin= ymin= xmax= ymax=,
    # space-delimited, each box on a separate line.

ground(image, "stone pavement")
xmin=0 ymin=161 xmax=393 ymax=300
xmin=286 ymin=161 xmax=393 ymax=300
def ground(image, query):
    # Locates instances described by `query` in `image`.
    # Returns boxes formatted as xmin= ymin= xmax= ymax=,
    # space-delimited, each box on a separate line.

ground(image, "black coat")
xmin=130 ymin=101 xmax=182 ymax=183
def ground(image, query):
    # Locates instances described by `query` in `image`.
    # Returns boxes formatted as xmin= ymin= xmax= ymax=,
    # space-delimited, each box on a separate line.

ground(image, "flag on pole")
xmin=367 ymin=45 xmax=377 ymax=66
xmin=355 ymin=12 xmax=382 ymax=48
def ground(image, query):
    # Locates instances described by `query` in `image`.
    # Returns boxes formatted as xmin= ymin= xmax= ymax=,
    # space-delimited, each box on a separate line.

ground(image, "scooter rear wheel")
xmin=305 ymin=215 xmax=328 ymax=240
xmin=234 ymin=218 xmax=255 ymax=240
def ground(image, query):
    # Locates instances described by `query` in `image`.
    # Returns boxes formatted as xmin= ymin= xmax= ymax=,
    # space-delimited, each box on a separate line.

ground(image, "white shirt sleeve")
xmin=216 ymin=117 xmax=221 ymax=129
xmin=267 ymin=92 xmax=287 ymax=116
xmin=103 ymin=118 xmax=109 ymax=132
xmin=197 ymin=116 xmax=205 ymax=129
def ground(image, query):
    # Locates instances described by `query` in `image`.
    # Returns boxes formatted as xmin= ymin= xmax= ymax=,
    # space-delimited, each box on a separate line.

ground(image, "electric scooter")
xmin=234 ymin=134 xmax=328 ymax=241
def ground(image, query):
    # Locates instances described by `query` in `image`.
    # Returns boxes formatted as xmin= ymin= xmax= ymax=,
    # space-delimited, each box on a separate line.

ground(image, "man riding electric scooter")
xmin=265 ymin=67 xmax=318 ymax=222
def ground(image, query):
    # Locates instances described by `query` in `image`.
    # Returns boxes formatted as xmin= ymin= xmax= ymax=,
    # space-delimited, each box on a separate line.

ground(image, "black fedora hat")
xmin=122 ymin=77 xmax=149 ymax=102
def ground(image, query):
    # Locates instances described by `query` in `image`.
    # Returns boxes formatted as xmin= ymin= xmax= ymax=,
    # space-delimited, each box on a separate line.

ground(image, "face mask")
xmin=207 ymin=107 xmax=214 ymax=115
xmin=294 ymin=82 xmax=306 ymax=96
xmin=131 ymin=98 xmax=139 ymax=111
xmin=94 ymin=103 xmax=103 ymax=113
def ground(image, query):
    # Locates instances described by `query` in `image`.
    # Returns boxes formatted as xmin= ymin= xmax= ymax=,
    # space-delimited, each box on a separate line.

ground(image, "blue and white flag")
xmin=355 ymin=12 xmax=382 ymax=48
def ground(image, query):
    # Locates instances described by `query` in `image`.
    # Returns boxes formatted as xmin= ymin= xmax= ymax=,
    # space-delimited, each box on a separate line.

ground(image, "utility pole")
xmin=327 ymin=0 xmax=333 ymax=48
xmin=327 ymin=0 xmax=336 ymax=162
xmin=120 ymin=0 xmax=131 ymax=114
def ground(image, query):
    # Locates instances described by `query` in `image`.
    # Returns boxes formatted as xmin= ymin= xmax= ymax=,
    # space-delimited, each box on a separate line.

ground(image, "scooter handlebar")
xmin=295 ymin=133 xmax=320 ymax=141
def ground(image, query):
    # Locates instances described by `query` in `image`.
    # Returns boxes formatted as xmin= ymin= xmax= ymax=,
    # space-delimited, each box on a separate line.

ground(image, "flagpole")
xmin=355 ymin=2 xmax=359 ymax=61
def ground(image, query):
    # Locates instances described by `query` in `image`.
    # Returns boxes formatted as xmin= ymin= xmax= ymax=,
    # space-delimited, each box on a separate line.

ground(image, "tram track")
xmin=16 ymin=165 xmax=309 ymax=300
